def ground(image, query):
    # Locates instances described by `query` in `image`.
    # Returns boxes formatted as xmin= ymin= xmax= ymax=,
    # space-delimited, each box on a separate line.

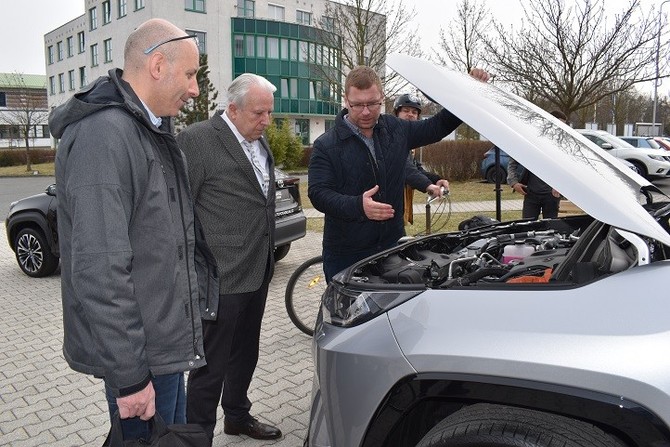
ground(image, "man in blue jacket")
xmin=309 ymin=66 xmax=489 ymax=281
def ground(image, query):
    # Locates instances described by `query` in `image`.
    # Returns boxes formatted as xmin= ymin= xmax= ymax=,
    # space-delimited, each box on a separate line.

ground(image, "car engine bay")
xmin=347 ymin=213 xmax=670 ymax=289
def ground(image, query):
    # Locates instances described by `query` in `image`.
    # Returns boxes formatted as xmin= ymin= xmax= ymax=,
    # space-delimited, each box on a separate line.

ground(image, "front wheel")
xmin=285 ymin=255 xmax=325 ymax=336
xmin=14 ymin=227 xmax=59 ymax=278
xmin=416 ymin=403 xmax=625 ymax=447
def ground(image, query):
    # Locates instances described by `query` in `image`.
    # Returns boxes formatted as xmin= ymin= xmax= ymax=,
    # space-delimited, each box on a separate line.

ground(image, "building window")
xmin=79 ymin=66 xmax=87 ymax=88
xmin=234 ymin=35 xmax=244 ymax=57
xmin=89 ymin=7 xmax=97 ymax=30
xmin=78 ymin=32 xmax=85 ymax=53
xmin=322 ymin=16 xmax=335 ymax=31
xmin=268 ymin=4 xmax=284 ymax=20
xmin=186 ymin=30 xmax=207 ymax=54
xmin=135 ymin=0 xmax=144 ymax=9
xmin=267 ymin=37 xmax=279 ymax=59
xmin=67 ymin=36 xmax=74 ymax=57
xmin=289 ymin=40 xmax=297 ymax=61
xmin=47 ymin=46 xmax=54 ymax=64
xmin=245 ymin=35 xmax=255 ymax=57
xmin=0 ymin=92 xmax=6 ymax=107
xmin=91 ymin=44 xmax=99 ymax=66
xmin=299 ymin=41 xmax=307 ymax=62
xmin=280 ymin=39 xmax=288 ymax=60
xmin=295 ymin=118 xmax=309 ymax=145
xmin=281 ymin=79 xmax=289 ymax=98
xmin=185 ymin=0 xmax=205 ymax=12
xmin=237 ymin=0 xmax=254 ymax=17
xmin=57 ymin=41 xmax=64 ymax=61
xmin=68 ymin=70 xmax=75 ymax=90
xmin=102 ymin=1 xmax=111 ymax=24
xmin=296 ymin=10 xmax=311 ymax=25
xmin=58 ymin=73 xmax=65 ymax=93
xmin=257 ymin=36 xmax=265 ymax=57
xmin=104 ymin=39 xmax=113 ymax=63
xmin=49 ymin=76 xmax=55 ymax=95
xmin=118 ymin=0 xmax=127 ymax=17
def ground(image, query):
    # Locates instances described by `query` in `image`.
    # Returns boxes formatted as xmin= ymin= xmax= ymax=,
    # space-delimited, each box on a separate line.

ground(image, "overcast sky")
xmin=0 ymin=0 xmax=663 ymax=81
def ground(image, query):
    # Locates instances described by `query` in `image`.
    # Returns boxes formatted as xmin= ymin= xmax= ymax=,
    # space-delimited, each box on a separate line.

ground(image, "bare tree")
xmin=484 ymin=0 xmax=667 ymax=120
xmin=434 ymin=0 xmax=491 ymax=73
xmin=0 ymin=73 xmax=49 ymax=171
xmin=315 ymin=0 xmax=422 ymax=98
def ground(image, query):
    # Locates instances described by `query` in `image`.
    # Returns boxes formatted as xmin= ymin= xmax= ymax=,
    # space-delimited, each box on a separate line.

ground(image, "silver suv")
xmin=305 ymin=55 xmax=670 ymax=446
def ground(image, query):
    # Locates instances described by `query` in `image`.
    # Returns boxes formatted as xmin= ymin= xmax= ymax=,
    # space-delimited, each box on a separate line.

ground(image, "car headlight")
xmin=648 ymin=155 xmax=666 ymax=161
xmin=322 ymin=282 xmax=422 ymax=328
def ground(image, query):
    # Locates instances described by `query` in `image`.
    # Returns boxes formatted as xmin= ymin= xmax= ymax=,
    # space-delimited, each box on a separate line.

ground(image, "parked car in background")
xmin=576 ymin=129 xmax=670 ymax=179
xmin=5 ymin=168 xmax=306 ymax=277
xmin=481 ymin=144 xmax=635 ymax=183
xmin=654 ymin=137 xmax=670 ymax=151
xmin=305 ymin=53 xmax=670 ymax=447
xmin=619 ymin=135 xmax=663 ymax=150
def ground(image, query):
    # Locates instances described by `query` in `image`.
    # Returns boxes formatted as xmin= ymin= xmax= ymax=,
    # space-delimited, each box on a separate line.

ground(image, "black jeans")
xmin=522 ymin=193 xmax=560 ymax=219
xmin=186 ymin=281 xmax=269 ymax=437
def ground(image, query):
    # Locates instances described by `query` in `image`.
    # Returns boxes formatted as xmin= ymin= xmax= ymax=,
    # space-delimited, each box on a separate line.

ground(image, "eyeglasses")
xmin=348 ymin=101 xmax=383 ymax=112
xmin=143 ymin=34 xmax=198 ymax=55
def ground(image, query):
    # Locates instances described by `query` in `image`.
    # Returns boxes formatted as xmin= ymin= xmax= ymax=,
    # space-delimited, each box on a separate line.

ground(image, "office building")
xmin=45 ymin=0 xmax=350 ymax=146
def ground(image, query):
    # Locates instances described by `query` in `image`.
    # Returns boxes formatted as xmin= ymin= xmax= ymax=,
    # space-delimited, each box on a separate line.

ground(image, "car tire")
xmin=485 ymin=166 xmax=506 ymax=184
xmin=628 ymin=160 xmax=648 ymax=179
xmin=14 ymin=227 xmax=59 ymax=278
xmin=415 ymin=403 xmax=624 ymax=447
xmin=274 ymin=243 xmax=291 ymax=262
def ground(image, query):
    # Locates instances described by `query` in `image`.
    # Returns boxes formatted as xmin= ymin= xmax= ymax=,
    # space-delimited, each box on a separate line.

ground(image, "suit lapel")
xmin=211 ymin=114 xmax=266 ymax=197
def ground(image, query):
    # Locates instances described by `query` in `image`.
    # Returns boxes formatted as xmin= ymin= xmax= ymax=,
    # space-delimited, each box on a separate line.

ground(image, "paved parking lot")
xmin=0 ymin=200 xmax=321 ymax=446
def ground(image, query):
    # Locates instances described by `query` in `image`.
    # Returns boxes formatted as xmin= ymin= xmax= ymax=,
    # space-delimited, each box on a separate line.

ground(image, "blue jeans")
xmin=105 ymin=373 xmax=186 ymax=441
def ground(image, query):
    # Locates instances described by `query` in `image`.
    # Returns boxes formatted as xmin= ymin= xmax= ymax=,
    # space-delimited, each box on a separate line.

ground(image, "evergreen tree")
xmin=176 ymin=53 xmax=218 ymax=127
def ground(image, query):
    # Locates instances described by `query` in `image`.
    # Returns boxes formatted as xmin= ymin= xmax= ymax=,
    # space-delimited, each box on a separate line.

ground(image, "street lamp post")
xmin=652 ymin=0 xmax=670 ymax=136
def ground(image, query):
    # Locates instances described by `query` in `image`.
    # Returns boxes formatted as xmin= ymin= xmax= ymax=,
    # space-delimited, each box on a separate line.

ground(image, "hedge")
xmin=0 ymin=149 xmax=57 ymax=167
xmin=300 ymin=139 xmax=493 ymax=181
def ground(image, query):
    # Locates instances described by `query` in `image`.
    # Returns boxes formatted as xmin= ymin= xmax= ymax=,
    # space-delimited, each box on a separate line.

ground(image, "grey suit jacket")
xmin=177 ymin=112 xmax=276 ymax=295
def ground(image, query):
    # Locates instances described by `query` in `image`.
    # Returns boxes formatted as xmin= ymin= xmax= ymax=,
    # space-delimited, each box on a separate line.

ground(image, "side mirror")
xmin=601 ymin=143 xmax=613 ymax=150
xmin=46 ymin=184 xmax=56 ymax=196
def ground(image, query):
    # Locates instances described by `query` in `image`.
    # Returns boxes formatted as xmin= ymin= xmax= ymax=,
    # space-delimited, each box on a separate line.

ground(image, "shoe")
xmin=223 ymin=417 xmax=282 ymax=440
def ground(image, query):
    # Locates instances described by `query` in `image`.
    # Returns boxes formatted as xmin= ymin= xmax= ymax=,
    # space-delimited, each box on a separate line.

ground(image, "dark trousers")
xmin=186 ymin=281 xmax=270 ymax=436
xmin=105 ymin=373 xmax=185 ymax=441
xmin=522 ymin=193 xmax=561 ymax=219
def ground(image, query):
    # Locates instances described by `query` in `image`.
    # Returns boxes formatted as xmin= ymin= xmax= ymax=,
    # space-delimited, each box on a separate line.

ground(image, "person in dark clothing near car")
xmin=394 ymin=93 xmax=450 ymax=224
xmin=309 ymin=66 xmax=489 ymax=282
xmin=49 ymin=19 xmax=216 ymax=441
xmin=177 ymin=73 xmax=282 ymax=444
xmin=507 ymin=110 xmax=567 ymax=219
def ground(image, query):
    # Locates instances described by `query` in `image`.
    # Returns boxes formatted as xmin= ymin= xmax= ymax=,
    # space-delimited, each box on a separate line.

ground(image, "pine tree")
xmin=176 ymin=54 xmax=218 ymax=127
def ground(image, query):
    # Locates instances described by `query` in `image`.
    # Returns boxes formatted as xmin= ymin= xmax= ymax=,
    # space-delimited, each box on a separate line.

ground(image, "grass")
xmin=299 ymin=179 xmax=515 ymax=210
xmin=0 ymin=162 xmax=55 ymax=176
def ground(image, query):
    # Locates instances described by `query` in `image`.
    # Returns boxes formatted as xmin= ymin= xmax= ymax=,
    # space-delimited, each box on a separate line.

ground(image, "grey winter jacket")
xmin=49 ymin=69 xmax=216 ymax=397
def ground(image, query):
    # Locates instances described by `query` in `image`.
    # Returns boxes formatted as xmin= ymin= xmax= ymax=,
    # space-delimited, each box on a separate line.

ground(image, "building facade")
xmin=0 ymin=73 xmax=50 ymax=149
xmin=45 ymin=0 xmax=346 ymax=146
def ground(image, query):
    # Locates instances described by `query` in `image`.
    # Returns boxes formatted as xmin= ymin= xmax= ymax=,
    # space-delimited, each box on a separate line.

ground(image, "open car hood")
xmin=387 ymin=53 xmax=670 ymax=247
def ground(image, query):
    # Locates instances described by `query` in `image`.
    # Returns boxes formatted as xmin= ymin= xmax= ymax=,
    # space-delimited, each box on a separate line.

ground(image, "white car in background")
xmin=577 ymin=129 xmax=670 ymax=179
